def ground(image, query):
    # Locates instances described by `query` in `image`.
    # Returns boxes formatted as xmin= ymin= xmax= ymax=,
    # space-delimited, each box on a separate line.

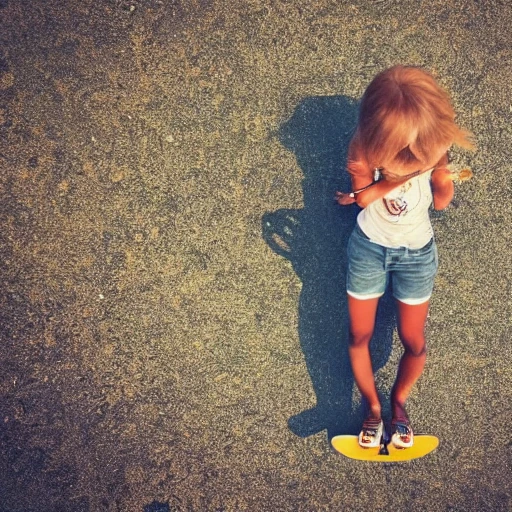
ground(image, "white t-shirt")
xmin=357 ymin=169 xmax=434 ymax=249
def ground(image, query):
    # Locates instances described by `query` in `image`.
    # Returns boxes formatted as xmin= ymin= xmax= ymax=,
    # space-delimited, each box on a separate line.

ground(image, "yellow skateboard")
xmin=331 ymin=434 xmax=439 ymax=462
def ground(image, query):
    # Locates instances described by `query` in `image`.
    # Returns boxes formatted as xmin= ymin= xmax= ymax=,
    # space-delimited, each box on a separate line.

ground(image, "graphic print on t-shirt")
xmin=382 ymin=181 xmax=421 ymax=220
xmin=357 ymin=171 xmax=434 ymax=248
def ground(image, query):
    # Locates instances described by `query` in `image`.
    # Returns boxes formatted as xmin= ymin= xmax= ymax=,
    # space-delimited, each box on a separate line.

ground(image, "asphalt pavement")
xmin=0 ymin=0 xmax=510 ymax=510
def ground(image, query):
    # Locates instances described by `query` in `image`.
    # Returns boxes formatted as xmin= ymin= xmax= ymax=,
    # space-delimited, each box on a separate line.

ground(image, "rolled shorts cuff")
xmin=347 ymin=290 xmax=384 ymax=301
xmin=396 ymin=295 xmax=431 ymax=306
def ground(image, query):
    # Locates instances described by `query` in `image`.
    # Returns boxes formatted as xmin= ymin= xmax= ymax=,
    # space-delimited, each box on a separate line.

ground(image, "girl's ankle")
xmin=368 ymin=405 xmax=382 ymax=420
xmin=391 ymin=401 xmax=408 ymax=422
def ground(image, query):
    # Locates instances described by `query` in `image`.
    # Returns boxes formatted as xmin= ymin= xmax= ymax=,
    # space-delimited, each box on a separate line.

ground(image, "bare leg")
xmin=347 ymin=295 xmax=381 ymax=419
xmin=391 ymin=300 xmax=430 ymax=420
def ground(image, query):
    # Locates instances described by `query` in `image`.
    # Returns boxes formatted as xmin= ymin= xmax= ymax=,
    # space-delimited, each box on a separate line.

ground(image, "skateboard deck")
xmin=331 ymin=435 xmax=439 ymax=462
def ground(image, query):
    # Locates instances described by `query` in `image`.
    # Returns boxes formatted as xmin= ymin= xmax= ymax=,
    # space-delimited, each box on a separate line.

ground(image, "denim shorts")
xmin=346 ymin=223 xmax=438 ymax=305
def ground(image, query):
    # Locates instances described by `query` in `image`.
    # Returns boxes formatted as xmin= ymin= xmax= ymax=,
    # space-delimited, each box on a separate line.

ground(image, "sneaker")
xmin=358 ymin=417 xmax=384 ymax=448
xmin=391 ymin=420 xmax=414 ymax=448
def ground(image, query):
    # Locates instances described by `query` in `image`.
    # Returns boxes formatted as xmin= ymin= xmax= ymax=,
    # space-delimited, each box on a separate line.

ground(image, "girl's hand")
xmin=335 ymin=191 xmax=357 ymax=205
xmin=448 ymin=167 xmax=473 ymax=183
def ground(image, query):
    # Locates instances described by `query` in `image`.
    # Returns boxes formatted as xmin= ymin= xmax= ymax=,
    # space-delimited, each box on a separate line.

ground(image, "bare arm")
xmin=336 ymin=136 xmax=405 ymax=207
xmin=431 ymin=168 xmax=455 ymax=210
xmin=336 ymin=134 xmax=424 ymax=207
xmin=336 ymin=141 xmax=452 ymax=208
xmin=350 ymin=176 xmax=413 ymax=208
xmin=336 ymin=162 xmax=425 ymax=208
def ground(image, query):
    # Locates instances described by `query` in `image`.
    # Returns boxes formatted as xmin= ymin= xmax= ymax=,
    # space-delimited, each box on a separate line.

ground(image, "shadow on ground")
xmin=262 ymin=95 xmax=396 ymax=439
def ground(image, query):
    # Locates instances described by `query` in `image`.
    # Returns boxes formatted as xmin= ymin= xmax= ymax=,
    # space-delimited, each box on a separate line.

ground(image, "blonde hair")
xmin=349 ymin=65 xmax=474 ymax=174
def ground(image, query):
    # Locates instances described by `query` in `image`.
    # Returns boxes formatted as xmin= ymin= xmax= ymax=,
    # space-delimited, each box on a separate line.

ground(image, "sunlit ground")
xmin=1 ymin=1 xmax=511 ymax=510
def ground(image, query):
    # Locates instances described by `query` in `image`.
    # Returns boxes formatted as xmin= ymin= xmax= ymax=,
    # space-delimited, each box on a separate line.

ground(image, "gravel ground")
xmin=0 ymin=0 xmax=511 ymax=510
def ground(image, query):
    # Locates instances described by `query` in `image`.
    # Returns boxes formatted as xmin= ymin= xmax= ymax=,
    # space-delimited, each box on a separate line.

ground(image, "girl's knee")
xmin=398 ymin=327 xmax=426 ymax=356
xmin=402 ymin=339 xmax=427 ymax=357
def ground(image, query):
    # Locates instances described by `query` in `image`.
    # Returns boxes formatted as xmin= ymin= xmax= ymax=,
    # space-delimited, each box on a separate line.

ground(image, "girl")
xmin=336 ymin=66 xmax=474 ymax=448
